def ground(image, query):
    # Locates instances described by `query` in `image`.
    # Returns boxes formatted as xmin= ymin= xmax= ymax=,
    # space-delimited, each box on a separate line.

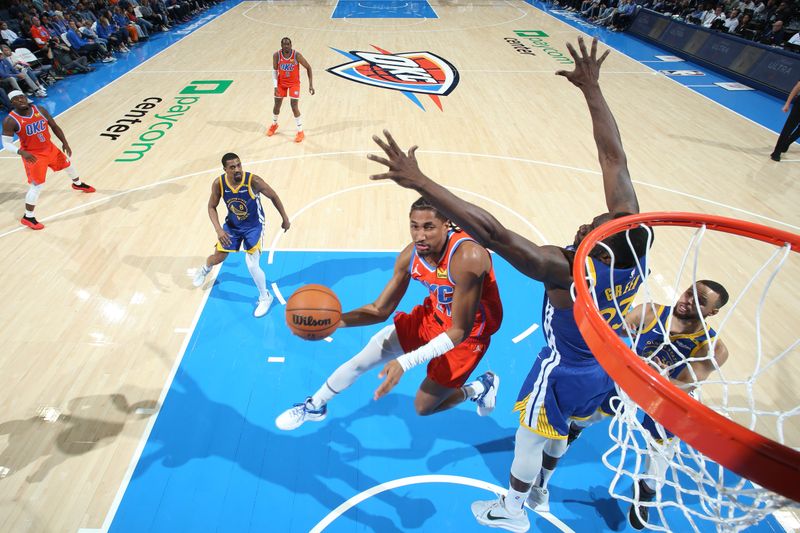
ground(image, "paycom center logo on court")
xmin=328 ymin=45 xmax=459 ymax=111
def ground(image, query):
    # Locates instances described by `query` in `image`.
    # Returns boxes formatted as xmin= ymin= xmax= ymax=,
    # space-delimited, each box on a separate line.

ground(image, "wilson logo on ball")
xmin=292 ymin=315 xmax=333 ymax=327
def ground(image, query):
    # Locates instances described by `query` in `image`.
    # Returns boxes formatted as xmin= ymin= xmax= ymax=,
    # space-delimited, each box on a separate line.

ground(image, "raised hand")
xmin=555 ymin=36 xmax=609 ymax=90
xmin=368 ymin=130 xmax=428 ymax=190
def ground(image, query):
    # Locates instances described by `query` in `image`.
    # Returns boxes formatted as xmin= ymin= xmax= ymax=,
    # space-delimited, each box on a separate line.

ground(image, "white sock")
xmin=272 ymin=114 xmax=278 ymax=124
xmin=462 ymin=379 xmax=486 ymax=400
xmin=245 ymin=250 xmax=269 ymax=299
xmin=65 ymin=164 xmax=79 ymax=181
xmin=25 ymin=209 xmax=34 ymax=217
xmin=504 ymin=488 xmax=528 ymax=513
xmin=295 ymin=115 xmax=302 ymax=132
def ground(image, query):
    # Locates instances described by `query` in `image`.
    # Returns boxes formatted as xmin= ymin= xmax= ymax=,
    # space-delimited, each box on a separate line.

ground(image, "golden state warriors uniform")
xmin=216 ymin=172 xmax=265 ymax=253
xmin=636 ymin=305 xmax=717 ymax=440
xmin=514 ymin=249 xmax=647 ymax=438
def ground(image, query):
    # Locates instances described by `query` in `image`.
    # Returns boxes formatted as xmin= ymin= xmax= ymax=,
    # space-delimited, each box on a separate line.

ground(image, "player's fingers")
xmin=590 ymin=37 xmax=598 ymax=59
xmin=555 ymin=70 xmax=568 ymax=77
xmin=367 ymin=153 xmax=392 ymax=167
xmin=408 ymin=145 xmax=418 ymax=159
xmin=577 ymin=36 xmax=588 ymax=58
xmin=598 ymin=49 xmax=610 ymax=66
xmin=383 ymin=130 xmax=402 ymax=155
xmin=565 ymin=42 xmax=579 ymax=62
xmin=372 ymin=134 xmax=392 ymax=154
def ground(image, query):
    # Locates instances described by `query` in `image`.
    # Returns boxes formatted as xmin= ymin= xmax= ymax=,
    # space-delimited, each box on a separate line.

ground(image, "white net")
xmin=578 ymin=217 xmax=799 ymax=532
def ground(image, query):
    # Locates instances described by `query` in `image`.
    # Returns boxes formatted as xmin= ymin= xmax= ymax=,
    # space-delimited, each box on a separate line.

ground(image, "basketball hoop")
xmin=572 ymin=212 xmax=799 ymax=531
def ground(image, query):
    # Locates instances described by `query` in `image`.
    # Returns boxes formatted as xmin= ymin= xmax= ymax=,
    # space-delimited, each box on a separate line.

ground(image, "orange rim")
xmin=572 ymin=211 xmax=800 ymax=502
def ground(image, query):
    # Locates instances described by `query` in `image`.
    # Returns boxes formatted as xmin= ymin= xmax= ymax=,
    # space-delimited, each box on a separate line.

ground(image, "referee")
xmin=771 ymin=80 xmax=800 ymax=162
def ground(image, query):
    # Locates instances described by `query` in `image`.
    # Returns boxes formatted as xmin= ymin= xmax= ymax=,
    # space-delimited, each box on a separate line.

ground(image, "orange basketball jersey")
xmin=9 ymin=105 xmax=52 ymax=153
xmin=276 ymin=50 xmax=300 ymax=85
xmin=409 ymin=230 xmax=503 ymax=339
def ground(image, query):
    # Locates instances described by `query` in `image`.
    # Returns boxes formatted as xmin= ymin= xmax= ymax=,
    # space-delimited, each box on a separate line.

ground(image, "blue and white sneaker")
xmin=275 ymin=397 xmax=327 ymax=430
xmin=473 ymin=371 xmax=500 ymax=416
xmin=526 ymin=486 xmax=550 ymax=512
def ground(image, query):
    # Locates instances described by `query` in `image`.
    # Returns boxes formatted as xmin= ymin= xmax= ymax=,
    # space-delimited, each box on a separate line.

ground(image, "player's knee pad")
xmin=25 ymin=182 xmax=43 ymax=205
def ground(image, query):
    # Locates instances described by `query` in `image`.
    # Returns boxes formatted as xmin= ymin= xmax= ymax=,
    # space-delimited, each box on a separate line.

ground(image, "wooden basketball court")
xmin=0 ymin=1 xmax=796 ymax=531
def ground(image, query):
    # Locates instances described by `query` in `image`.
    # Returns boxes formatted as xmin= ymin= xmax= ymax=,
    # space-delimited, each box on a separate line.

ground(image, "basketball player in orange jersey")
xmin=275 ymin=197 xmax=503 ymax=430
xmin=266 ymin=37 xmax=314 ymax=143
xmin=2 ymin=90 xmax=95 ymax=230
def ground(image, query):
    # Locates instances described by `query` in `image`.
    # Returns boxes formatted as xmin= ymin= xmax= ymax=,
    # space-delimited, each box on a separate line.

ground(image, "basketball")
xmin=285 ymin=284 xmax=342 ymax=340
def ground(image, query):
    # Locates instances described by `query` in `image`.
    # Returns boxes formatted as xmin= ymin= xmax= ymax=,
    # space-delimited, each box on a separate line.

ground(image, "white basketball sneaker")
xmin=254 ymin=292 xmax=274 ymax=318
xmin=471 ymin=496 xmax=530 ymax=532
xmin=192 ymin=265 xmax=210 ymax=288
xmin=526 ymin=486 xmax=550 ymax=513
xmin=473 ymin=371 xmax=500 ymax=416
xmin=275 ymin=397 xmax=328 ymax=430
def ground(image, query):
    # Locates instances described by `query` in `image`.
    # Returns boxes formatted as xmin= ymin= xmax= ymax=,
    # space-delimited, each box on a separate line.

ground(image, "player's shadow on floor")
xmin=130 ymin=370 xmax=514 ymax=531
xmin=206 ymin=120 xmax=265 ymax=134
xmin=557 ymin=484 xmax=628 ymax=531
xmin=273 ymin=255 xmax=394 ymax=289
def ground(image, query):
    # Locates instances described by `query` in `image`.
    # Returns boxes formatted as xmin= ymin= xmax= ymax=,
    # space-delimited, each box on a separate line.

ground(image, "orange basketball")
xmin=285 ymin=284 xmax=342 ymax=341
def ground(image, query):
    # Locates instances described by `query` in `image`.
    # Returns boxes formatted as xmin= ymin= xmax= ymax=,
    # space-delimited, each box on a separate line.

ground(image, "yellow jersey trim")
xmin=225 ymin=173 xmax=245 ymax=194
xmin=641 ymin=305 xmax=665 ymax=334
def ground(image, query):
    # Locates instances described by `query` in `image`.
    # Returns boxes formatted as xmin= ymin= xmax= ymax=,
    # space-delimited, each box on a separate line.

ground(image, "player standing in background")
xmin=2 ymin=90 xmax=95 ymax=230
xmin=267 ymin=37 xmax=314 ymax=143
xmin=193 ymin=152 xmax=291 ymax=318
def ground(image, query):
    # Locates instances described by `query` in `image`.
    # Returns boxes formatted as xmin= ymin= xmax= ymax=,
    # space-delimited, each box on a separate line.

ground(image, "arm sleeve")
xmin=395 ymin=332 xmax=455 ymax=372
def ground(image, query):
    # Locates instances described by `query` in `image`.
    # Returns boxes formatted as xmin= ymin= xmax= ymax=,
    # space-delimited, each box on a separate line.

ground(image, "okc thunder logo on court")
xmin=328 ymin=45 xmax=459 ymax=111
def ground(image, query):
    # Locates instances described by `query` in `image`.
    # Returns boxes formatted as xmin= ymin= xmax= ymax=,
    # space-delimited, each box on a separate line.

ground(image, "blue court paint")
xmin=108 ymin=251 xmax=782 ymax=532
xmin=332 ymin=0 xmax=438 ymax=19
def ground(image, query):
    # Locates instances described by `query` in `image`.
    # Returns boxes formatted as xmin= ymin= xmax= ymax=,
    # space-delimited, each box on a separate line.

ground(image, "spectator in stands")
xmin=0 ymin=22 xmax=38 ymax=50
xmin=595 ymin=2 xmax=619 ymax=25
xmin=772 ymin=1 xmax=792 ymax=22
xmin=702 ymin=5 xmax=726 ymax=27
xmin=51 ymin=43 xmax=93 ymax=75
xmin=734 ymin=13 xmax=757 ymax=38
xmin=752 ymin=0 xmax=766 ymax=17
xmin=49 ymin=11 xmax=69 ymax=36
xmin=29 ymin=16 xmax=54 ymax=52
xmin=78 ymin=19 xmax=107 ymax=47
xmin=0 ymin=52 xmax=46 ymax=97
xmin=96 ymin=15 xmax=131 ymax=51
xmin=137 ymin=0 xmax=169 ymax=32
xmin=65 ymin=20 xmax=115 ymax=62
xmin=758 ymin=0 xmax=777 ymax=22
xmin=724 ymin=8 xmax=741 ymax=31
xmin=610 ymin=0 xmax=637 ymax=30
xmin=111 ymin=6 xmax=142 ymax=42
xmin=759 ymin=19 xmax=785 ymax=44
xmin=1 ymin=44 xmax=56 ymax=86
xmin=125 ymin=5 xmax=154 ymax=36
xmin=688 ymin=3 xmax=709 ymax=24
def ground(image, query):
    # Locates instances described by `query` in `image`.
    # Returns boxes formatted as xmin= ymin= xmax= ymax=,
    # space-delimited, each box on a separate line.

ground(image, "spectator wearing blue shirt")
xmin=610 ymin=0 xmax=637 ymax=30
xmin=65 ymin=20 xmax=115 ymax=62
xmin=0 ymin=54 xmax=46 ymax=97
xmin=96 ymin=15 xmax=131 ymax=51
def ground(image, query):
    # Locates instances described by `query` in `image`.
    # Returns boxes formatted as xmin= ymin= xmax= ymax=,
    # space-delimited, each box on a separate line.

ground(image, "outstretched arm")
xmin=368 ymin=131 xmax=574 ymax=288
xmin=556 ymin=37 xmax=638 ymax=215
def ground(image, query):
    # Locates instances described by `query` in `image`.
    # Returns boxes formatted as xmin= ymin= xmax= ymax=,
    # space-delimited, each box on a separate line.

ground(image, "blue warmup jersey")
xmin=515 ymin=248 xmax=647 ymax=438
